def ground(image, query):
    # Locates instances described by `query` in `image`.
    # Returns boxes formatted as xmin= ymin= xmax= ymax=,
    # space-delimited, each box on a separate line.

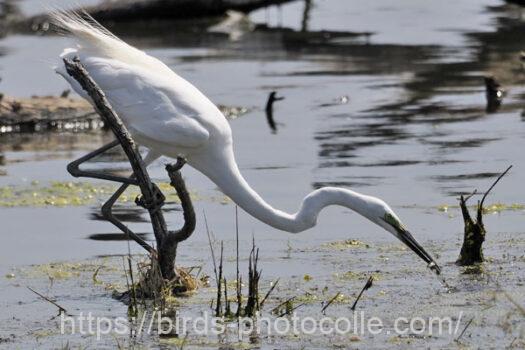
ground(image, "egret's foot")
xmin=166 ymin=157 xmax=186 ymax=173
xmin=135 ymin=183 xmax=166 ymax=213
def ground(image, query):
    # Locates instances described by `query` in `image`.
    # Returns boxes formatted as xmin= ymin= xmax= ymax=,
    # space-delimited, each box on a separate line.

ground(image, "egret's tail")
xmin=51 ymin=10 xmax=122 ymax=55
xmin=51 ymin=10 xmax=171 ymax=75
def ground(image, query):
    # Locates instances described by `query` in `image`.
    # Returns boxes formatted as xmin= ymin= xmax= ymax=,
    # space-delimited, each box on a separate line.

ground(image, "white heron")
xmin=52 ymin=12 xmax=440 ymax=274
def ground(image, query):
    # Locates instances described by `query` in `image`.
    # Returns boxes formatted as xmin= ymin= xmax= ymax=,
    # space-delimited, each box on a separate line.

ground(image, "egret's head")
xmin=367 ymin=201 xmax=441 ymax=275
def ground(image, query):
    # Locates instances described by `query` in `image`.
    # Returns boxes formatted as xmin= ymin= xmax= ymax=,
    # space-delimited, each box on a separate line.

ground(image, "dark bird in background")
xmin=265 ymin=91 xmax=284 ymax=133
xmin=484 ymin=76 xmax=504 ymax=113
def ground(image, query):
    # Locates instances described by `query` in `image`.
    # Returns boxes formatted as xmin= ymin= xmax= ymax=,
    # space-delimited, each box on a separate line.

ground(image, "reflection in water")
xmin=90 ymin=207 xmax=149 ymax=224
xmin=313 ymin=175 xmax=384 ymax=189
xmin=484 ymin=76 xmax=504 ymax=113
xmin=300 ymin=0 xmax=312 ymax=32
xmin=88 ymin=232 xmax=150 ymax=242
xmin=432 ymin=172 xmax=503 ymax=182
xmin=0 ymin=132 xmax=113 ymax=154
xmin=305 ymin=3 xmax=525 ymax=195
xmin=0 ymin=0 xmax=22 ymax=37
xmin=420 ymin=137 xmax=501 ymax=150
xmin=265 ymin=91 xmax=284 ymax=133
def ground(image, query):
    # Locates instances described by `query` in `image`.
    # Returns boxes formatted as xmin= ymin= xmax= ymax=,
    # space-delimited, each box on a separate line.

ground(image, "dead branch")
xmin=456 ymin=165 xmax=512 ymax=266
xmin=63 ymin=57 xmax=195 ymax=281
xmin=27 ymin=286 xmax=68 ymax=316
xmin=351 ymin=276 xmax=373 ymax=311
xmin=321 ymin=292 xmax=341 ymax=314
xmin=479 ymin=165 xmax=512 ymax=209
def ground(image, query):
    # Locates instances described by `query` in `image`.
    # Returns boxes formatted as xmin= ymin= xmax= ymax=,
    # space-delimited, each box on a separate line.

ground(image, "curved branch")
xmin=479 ymin=165 xmax=512 ymax=209
xmin=166 ymin=158 xmax=196 ymax=245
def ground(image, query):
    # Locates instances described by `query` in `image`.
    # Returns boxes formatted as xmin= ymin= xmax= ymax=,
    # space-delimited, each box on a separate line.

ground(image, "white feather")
xmin=51 ymin=10 xmax=172 ymax=75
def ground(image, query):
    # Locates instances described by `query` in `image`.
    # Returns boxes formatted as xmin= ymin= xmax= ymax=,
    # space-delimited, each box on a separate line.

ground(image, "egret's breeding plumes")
xmin=52 ymin=11 xmax=441 ymax=275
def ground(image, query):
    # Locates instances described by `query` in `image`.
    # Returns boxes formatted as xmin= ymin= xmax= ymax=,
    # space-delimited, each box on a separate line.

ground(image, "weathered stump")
xmin=456 ymin=166 xmax=512 ymax=266
xmin=456 ymin=195 xmax=486 ymax=266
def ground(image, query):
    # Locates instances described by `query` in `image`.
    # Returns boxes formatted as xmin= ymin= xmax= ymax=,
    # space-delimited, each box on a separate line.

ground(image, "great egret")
xmin=53 ymin=11 xmax=440 ymax=275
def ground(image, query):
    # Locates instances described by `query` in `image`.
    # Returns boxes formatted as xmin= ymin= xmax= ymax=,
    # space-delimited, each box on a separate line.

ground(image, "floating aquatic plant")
xmin=0 ymin=180 xmax=207 ymax=207
xmin=322 ymin=239 xmax=370 ymax=250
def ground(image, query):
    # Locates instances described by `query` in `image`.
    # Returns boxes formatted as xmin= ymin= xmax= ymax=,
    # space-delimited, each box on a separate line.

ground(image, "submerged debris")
xmin=220 ymin=104 xmax=249 ymax=120
xmin=456 ymin=165 xmax=512 ymax=266
xmin=27 ymin=286 xmax=68 ymax=317
xmin=0 ymin=94 xmax=98 ymax=133
xmin=484 ymin=76 xmax=504 ymax=113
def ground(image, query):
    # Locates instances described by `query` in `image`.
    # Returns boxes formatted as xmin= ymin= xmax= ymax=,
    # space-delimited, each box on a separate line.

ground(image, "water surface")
xmin=0 ymin=0 xmax=524 ymax=348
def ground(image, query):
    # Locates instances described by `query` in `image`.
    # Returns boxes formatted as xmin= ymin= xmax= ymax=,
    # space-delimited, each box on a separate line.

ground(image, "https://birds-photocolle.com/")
xmin=52 ymin=11 xmax=440 ymax=276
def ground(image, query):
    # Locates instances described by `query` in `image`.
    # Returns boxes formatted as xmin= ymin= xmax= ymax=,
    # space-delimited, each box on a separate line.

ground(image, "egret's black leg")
xmin=67 ymin=140 xmax=138 ymax=185
xmin=70 ymin=142 xmax=159 ymax=253
xmin=101 ymin=180 xmax=155 ymax=254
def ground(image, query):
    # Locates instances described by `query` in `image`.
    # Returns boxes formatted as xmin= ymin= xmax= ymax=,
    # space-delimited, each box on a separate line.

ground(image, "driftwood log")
xmin=85 ymin=0 xmax=297 ymax=21
xmin=63 ymin=57 xmax=195 ymax=281
xmin=18 ymin=0 xmax=297 ymax=30
xmin=0 ymin=94 xmax=246 ymax=134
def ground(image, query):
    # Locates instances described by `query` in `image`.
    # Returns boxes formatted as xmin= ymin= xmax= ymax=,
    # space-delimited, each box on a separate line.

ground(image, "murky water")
xmin=0 ymin=0 xmax=524 ymax=348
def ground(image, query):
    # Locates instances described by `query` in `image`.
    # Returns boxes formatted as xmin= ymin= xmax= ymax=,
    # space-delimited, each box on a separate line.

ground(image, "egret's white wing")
xmin=57 ymin=54 xmax=210 ymax=149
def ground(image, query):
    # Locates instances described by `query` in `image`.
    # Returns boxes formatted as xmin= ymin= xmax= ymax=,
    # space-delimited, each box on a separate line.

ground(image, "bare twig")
xmin=216 ymin=241 xmax=224 ymax=317
xmin=351 ymin=276 xmax=374 ymax=311
xmin=27 ymin=286 xmax=67 ymax=315
xmin=260 ymin=278 xmax=280 ymax=309
xmin=245 ymin=238 xmax=261 ymax=317
xmin=235 ymin=206 xmax=241 ymax=317
xmin=224 ymin=277 xmax=232 ymax=317
xmin=462 ymin=189 xmax=478 ymax=203
xmin=127 ymin=257 xmax=138 ymax=314
xmin=479 ymin=165 xmax=512 ymax=209
xmin=278 ymin=302 xmax=305 ymax=317
xmin=502 ymin=290 xmax=525 ymax=317
xmin=321 ymin=292 xmax=341 ymax=314
xmin=455 ymin=317 xmax=474 ymax=342
xmin=204 ymin=212 xmax=218 ymax=282
xmin=271 ymin=296 xmax=296 ymax=315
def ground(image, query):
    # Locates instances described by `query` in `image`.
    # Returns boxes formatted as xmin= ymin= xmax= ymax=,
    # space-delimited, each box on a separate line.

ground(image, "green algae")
xmin=322 ymin=239 xmax=371 ymax=250
xmin=437 ymin=202 xmax=525 ymax=214
xmin=334 ymin=270 xmax=382 ymax=282
xmin=22 ymin=260 xmax=118 ymax=281
xmin=0 ymin=180 xmax=202 ymax=207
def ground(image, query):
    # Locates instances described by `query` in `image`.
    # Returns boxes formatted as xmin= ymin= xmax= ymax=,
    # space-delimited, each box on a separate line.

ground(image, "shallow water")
xmin=0 ymin=0 xmax=524 ymax=348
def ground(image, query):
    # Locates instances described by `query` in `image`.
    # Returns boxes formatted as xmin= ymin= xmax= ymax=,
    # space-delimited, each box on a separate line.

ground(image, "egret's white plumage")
xmin=53 ymin=11 xmax=440 ymax=272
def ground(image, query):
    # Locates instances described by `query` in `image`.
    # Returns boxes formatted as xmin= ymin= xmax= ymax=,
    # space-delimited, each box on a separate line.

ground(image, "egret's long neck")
xmin=189 ymin=148 xmax=371 ymax=233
